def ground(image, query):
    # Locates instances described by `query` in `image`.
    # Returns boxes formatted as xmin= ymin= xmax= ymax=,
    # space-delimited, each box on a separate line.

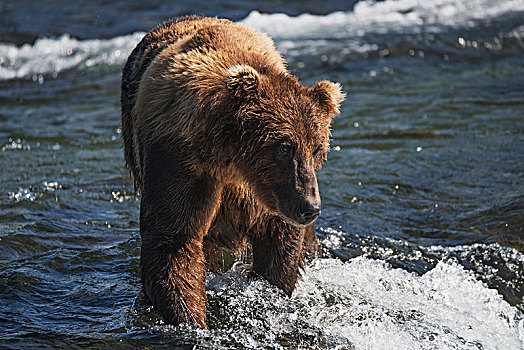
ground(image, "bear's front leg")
xmin=251 ymin=217 xmax=309 ymax=296
xmin=303 ymin=221 xmax=322 ymax=258
xmin=139 ymin=141 xmax=221 ymax=328
xmin=140 ymin=234 xmax=207 ymax=327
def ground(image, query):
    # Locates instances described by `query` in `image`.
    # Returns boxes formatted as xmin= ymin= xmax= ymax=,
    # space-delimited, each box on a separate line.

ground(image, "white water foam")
xmin=0 ymin=32 xmax=144 ymax=80
xmin=295 ymin=257 xmax=523 ymax=350
xmin=204 ymin=255 xmax=523 ymax=349
xmin=241 ymin=0 xmax=524 ymax=39
xmin=1 ymin=0 xmax=523 ymax=81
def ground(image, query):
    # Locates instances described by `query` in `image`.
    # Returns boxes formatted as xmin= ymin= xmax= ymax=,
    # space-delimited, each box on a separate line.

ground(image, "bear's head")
xmin=225 ymin=65 xmax=345 ymax=226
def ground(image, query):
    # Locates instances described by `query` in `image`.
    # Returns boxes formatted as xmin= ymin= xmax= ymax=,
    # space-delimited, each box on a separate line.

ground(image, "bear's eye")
xmin=279 ymin=143 xmax=292 ymax=154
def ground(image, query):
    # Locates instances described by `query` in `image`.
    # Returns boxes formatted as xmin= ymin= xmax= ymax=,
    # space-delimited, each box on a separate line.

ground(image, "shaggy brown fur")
xmin=121 ymin=16 xmax=344 ymax=328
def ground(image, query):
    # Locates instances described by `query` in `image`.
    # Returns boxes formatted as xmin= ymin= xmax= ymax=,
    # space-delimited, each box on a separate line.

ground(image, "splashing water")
xmin=1 ymin=0 xmax=523 ymax=80
xmin=295 ymin=257 xmax=523 ymax=350
xmin=241 ymin=0 xmax=524 ymax=38
xmin=146 ymin=256 xmax=523 ymax=349
xmin=0 ymin=32 xmax=144 ymax=80
xmin=0 ymin=0 xmax=522 ymax=348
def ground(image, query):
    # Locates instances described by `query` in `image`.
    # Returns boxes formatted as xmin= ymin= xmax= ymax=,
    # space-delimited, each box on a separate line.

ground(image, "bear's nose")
xmin=297 ymin=201 xmax=321 ymax=225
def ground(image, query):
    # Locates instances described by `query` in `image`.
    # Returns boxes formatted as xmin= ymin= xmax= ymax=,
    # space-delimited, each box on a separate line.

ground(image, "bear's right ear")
xmin=225 ymin=65 xmax=260 ymax=99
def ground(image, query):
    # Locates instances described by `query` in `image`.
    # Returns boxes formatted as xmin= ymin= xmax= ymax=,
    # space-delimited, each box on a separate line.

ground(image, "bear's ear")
xmin=313 ymin=80 xmax=346 ymax=117
xmin=225 ymin=65 xmax=260 ymax=99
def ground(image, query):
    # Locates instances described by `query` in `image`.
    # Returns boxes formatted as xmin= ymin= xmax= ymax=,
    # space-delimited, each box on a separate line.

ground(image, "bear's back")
xmin=123 ymin=16 xmax=285 ymax=108
xmin=121 ymin=16 xmax=288 ymax=189
xmin=122 ymin=16 xmax=233 ymax=114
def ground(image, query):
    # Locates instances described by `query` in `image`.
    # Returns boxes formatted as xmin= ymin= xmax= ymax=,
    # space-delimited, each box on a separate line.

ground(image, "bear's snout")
xmin=296 ymin=200 xmax=321 ymax=225
xmin=275 ymin=193 xmax=321 ymax=227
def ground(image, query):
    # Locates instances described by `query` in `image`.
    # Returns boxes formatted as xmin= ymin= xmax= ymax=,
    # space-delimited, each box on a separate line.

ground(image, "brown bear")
xmin=121 ymin=16 xmax=344 ymax=328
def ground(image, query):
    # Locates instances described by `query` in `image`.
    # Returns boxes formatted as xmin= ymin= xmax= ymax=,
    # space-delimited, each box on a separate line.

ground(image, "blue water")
xmin=0 ymin=1 xmax=523 ymax=348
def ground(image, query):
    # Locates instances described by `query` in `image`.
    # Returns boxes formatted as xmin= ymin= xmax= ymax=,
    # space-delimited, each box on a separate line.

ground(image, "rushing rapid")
xmin=0 ymin=0 xmax=522 ymax=349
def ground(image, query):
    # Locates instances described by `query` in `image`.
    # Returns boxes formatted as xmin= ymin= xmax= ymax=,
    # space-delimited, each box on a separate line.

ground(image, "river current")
xmin=0 ymin=1 xmax=523 ymax=349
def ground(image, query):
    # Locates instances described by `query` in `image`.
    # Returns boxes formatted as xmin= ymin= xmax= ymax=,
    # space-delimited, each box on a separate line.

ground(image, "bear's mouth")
xmin=274 ymin=195 xmax=320 ymax=227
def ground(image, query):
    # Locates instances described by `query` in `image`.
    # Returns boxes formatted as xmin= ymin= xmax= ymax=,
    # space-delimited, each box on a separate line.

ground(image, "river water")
xmin=0 ymin=0 xmax=523 ymax=349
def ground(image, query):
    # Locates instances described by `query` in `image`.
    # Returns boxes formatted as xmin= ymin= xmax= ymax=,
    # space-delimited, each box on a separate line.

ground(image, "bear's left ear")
xmin=312 ymin=80 xmax=346 ymax=117
xmin=225 ymin=65 xmax=260 ymax=99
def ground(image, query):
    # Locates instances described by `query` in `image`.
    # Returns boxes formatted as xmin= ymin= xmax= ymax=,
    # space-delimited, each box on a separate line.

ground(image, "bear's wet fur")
xmin=121 ymin=16 xmax=344 ymax=328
